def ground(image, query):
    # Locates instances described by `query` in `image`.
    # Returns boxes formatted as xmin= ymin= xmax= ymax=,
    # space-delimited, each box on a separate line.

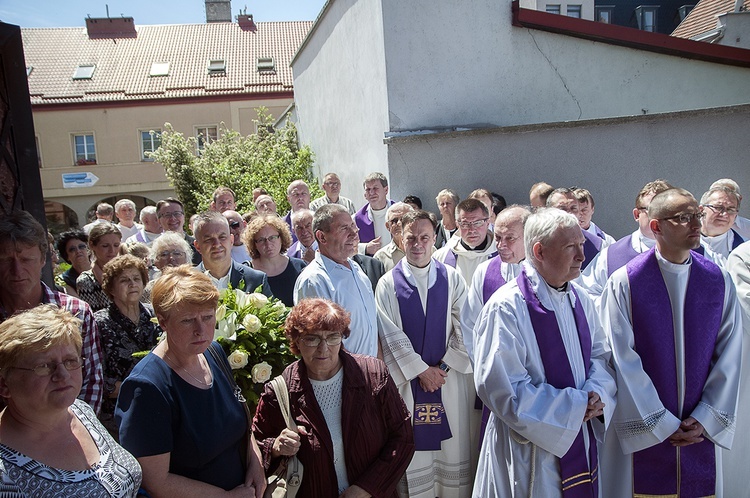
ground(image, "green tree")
xmin=150 ymin=108 xmax=319 ymax=219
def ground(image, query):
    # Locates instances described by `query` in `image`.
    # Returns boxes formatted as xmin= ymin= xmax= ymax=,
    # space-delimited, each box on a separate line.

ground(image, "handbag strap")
xmin=270 ymin=375 xmax=297 ymax=432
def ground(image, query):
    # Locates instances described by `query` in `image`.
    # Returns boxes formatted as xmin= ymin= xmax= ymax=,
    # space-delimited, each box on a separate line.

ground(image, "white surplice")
xmin=433 ymin=234 xmax=496 ymax=288
xmin=472 ymin=262 xmax=616 ymax=498
xmin=599 ymin=249 xmax=741 ymax=498
xmin=376 ymin=260 xmax=477 ymax=498
xmin=460 ymin=257 xmax=522 ymax=364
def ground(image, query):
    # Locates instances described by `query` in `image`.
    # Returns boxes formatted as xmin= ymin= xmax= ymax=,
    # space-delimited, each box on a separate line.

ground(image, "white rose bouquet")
xmin=213 ymin=283 xmax=297 ymax=409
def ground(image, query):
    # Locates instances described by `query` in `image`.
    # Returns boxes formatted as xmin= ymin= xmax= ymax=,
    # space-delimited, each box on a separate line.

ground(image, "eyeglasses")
xmin=495 ymin=235 xmax=520 ymax=244
xmin=228 ymin=221 xmax=241 ymax=229
xmin=324 ymin=181 xmax=340 ymax=187
xmin=660 ymin=212 xmax=706 ymax=224
xmin=702 ymin=204 xmax=738 ymax=216
xmin=157 ymin=250 xmax=186 ymax=259
xmin=458 ymin=218 xmax=489 ymax=229
xmin=298 ymin=334 xmax=343 ymax=347
xmin=67 ymin=243 xmax=88 ymax=253
xmin=388 ymin=217 xmax=402 ymax=225
xmin=254 ymin=234 xmax=280 ymax=245
xmin=158 ymin=211 xmax=184 ymax=219
xmin=11 ymin=357 xmax=85 ymax=376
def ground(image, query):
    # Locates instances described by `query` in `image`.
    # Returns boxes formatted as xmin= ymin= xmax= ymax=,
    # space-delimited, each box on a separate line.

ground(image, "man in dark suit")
xmin=193 ymin=211 xmax=271 ymax=296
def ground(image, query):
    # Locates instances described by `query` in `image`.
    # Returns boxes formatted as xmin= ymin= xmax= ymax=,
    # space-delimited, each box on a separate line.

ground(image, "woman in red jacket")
xmin=253 ymin=298 xmax=415 ymax=498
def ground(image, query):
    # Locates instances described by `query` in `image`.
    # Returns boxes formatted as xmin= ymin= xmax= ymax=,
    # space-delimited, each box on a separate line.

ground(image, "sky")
xmin=0 ymin=0 xmax=327 ymax=28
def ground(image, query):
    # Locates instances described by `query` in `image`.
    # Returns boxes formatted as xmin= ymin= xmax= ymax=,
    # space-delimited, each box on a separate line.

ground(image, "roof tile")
xmin=672 ymin=0 xmax=750 ymax=38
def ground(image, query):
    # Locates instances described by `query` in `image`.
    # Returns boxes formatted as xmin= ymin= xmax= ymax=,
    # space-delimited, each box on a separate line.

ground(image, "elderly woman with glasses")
xmin=116 ymin=266 xmax=266 ymax=497
xmin=243 ymin=215 xmax=307 ymax=306
xmin=0 ymin=304 xmax=142 ymax=496
xmin=94 ymin=254 xmax=161 ymax=439
xmin=253 ymin=298 xmax=415 ymax=498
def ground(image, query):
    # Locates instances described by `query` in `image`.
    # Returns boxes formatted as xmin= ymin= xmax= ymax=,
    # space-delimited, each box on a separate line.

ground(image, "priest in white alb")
xmin=600 ymin=187 xmax=741 ymax=498
xmin=472 ymin=208 xmax=616 ymax=497
xmin=376 ymin=210 xmax=477 ymax=498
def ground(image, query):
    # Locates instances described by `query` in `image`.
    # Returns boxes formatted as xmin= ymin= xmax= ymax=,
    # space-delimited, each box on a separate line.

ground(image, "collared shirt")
xmin=310 ymin=195 xmax=357 ymax=215
xmin=117 ymin=223 xmax=142 ymax=242
xmin=293 ymin=253 xmax=378 ymax=357
xmin=0 ymin=283 xmax=104 ymax=414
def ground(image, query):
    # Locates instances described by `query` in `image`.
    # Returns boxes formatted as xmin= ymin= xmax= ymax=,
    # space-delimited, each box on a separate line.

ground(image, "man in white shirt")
xmin=472 ymin=208 xmax=616 ymax=497
xmin=310 ymin=172 xmax=357 ymax=215
xmin=284 ymin=180 xmax=311 ymax=243
xmin=700 ymin=186 xmax=744 ymax=258
xmin=223 ymin=210 xmax=251 ymax=264
xmin=573 ymin=188 xmax=615 ymax=247
xmin=83 ymin=202 xmax=114 ymax=234
xmin=294 ymin=204 xmax=379 ymax=357
xmin=710 ymin=178 xmax=750 ymax=239
xmin=600 ymin=188 xmax=741 ymax=498
xmin=209 ymin=186 xmax=236 ymax=212
xmin=114 ymin=199 xmax=142 ymax=242
xmin=126 ymin=205 xmax=162 ymax=246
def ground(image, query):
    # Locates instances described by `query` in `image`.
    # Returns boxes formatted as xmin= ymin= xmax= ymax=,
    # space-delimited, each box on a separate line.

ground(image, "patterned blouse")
xmin=95 ymin=302 xmax=161 ymax=437
xmin=0 ymin=400 xmax=142 ymax=497
xmin=75 ymin=271 xmax=110 ymax=313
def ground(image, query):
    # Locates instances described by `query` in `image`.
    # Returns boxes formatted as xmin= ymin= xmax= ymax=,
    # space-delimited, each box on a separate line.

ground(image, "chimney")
xmin=85 ymin=16 xmax=137 ymax=39
xmin=206 ymin=0 xmax=232 ymax=23
xmin=237 ymin=12 xmax=257 ymax=31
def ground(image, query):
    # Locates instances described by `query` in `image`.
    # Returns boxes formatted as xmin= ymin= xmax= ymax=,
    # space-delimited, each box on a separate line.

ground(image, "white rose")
xmin=243 ymin=314 xmax=261 ymax=333
xmin=214 ymin=315 xmax=237 ymax=341
xmin=251 ymin=361 xmax=272 ymax=383
xmin=248 ymin=293 xmax=269 ymax=309
xmin=216 ymin=304 xmax=227 ymax=322
xmin=227 ymin=350 xmax=249 ymax=370
xmin=272 ymin=301 xmax=287 ymax=317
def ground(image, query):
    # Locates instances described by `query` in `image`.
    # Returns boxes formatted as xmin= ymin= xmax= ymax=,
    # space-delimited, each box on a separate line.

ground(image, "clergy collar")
xmin=460 ymin=235 xmax=490 ymax=252
xmin=401 ymin=260 xmax=437 ymax=288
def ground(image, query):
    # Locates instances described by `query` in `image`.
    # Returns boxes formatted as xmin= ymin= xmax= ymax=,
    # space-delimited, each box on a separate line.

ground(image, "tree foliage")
xmin=150 ymin=108 xmax=320 ymax=218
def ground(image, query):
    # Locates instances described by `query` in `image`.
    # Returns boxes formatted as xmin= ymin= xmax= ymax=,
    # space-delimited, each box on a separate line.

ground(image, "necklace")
xmin=164 ymin=352 xmax=211 ymax=387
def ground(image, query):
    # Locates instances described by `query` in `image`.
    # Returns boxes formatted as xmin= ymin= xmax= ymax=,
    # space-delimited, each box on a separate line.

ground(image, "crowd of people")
xmin=0 ymin=173 xmax=748 ymax=497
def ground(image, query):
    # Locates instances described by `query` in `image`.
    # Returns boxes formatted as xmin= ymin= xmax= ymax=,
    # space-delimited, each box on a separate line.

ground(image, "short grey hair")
xmin=363 ymin=172 xmax=388 ymax=188
xmin=524 ymin=208 xmax=579 ymax=266
xmin=287 ymin=180 xmax=309 ymax=195
xmin=435 ymin=189 xmax=459 ymax=205
xmin=700 ymin=186 xmax=741 ymax=209
xmin=114 ymin=199 xmax=136 ymax=212
xmin=313 ymin=204 xmax=348 ymax=239
xmin=150 ymin=231 xmax=193 ymax=262
xmin=193 ymin=211 xmax=228 ymax=239
xmin=386 ymin=202 xmax=413 ymax=219
xmin=495 ymin=205 xmax=531 ymax=228
xmin=291 ymin=209 xmax=314 ymax=225
xmin=140 ymin=205 xmax=157 ymax=217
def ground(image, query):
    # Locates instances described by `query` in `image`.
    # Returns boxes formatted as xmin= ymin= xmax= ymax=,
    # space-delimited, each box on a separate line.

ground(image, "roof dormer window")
xmin=208 ymin=59 xmax=226 ymax=75
xmin=150 ymin=62 xmax=170 ymax=77
xmin=73 ymin=64 xmax=96 ymax=80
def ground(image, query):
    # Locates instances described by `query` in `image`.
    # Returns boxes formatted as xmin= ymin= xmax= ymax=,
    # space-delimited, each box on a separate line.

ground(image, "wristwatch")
xmin=439 ymin=362 xmax=451 ymax=373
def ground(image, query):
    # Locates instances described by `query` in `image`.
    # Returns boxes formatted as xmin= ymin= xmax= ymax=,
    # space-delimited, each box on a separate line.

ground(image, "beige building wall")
xmin=36 ymin=97 xmax=292 ymax=226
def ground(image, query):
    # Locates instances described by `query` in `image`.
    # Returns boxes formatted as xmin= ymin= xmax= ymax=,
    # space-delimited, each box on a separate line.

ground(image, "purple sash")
xmin=606 ymin=234 xmax=640 ymax=277
xmin=354 ymin=200 xmax=394 ymax=243
xmin=731 ymin=229 xmax=744 ymax=250
xmin=135 ymin=230 xmax=147 ymax=243
xmin=393 ymin=259 xmax=452 ymax=451
xmin=482 ymin=257 xmax=506 ymax=303
xmin=284 ymin=212 xmax=298 ymax=243
xmin=517 ymin=268 xmax=598 ymax=498
xmin=582 ymin=230 xmax=602 ymax=271
xmin=287 ymin=241 xmax=302 ymax=259
xmin=593 ymin=224 xmax=606 ymax=241
xmin=626 ymin=248 xmax=724 ymax=496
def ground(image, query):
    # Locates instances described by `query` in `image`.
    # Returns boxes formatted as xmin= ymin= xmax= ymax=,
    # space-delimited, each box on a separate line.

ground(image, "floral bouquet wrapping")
xmin=214 ymin=286 xmax=297 ymax=410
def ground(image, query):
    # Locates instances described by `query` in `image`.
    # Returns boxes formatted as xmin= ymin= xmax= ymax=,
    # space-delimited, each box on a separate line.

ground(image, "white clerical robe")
xmin=472 ymin=262 xmax=616 ymax=498
xmin=461 ymin=257 xmax=522 ymax=364
xmin=718 ymin=243 xmax=750 ymax=497
xmin=599 ymin=250 xmax=741 ymax=498
xmin=375 ymin=261 xmax=476 ymax=498
xmin=702 ymin=230 xmax=742 ymax=259
xmin=433 ymin=234 xmax=496 ymax=289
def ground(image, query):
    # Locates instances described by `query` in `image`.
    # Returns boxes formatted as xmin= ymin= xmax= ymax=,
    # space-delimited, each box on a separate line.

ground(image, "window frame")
xmin=546 ymin=4 xmax=562 ymax=14
xmin=71 ymin=132 xmax=97 ymax=166
xmin=194 ymin=125 xmax=219 ymax=153
xmin=635 ymin=5 xmax=659 ymax=32
xmin=567 ymin=4 xmax=582 ymax=18
xmin=139 ymin=128 xmax=162 ymax=161
xmin=595 ymin=6 xmax=614 ymax=23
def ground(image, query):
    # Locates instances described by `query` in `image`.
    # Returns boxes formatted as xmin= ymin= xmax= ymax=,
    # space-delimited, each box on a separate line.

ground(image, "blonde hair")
xmin=151 ymin=265 xmax=219 ymax=318
xmin=0 ymin=305 xmax=82 ymax=372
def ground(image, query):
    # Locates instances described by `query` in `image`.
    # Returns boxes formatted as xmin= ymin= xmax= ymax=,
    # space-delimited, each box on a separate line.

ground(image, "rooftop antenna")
xmin=106 ymin=4 xmax=110 ymax=18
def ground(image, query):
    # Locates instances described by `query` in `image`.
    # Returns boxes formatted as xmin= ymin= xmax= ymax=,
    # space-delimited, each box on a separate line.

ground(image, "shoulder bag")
xmin=264 ymin=375 xmax=304 ymax=498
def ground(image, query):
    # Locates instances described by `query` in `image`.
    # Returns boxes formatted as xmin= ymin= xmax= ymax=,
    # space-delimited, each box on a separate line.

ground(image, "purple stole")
xmin=287 ymin=241 xmax=302 ymax=259
xmin=393 ymin=259 xmax=452 ymax=451
xmin=626 ymin=248 xmax=724 ymax=497
xmin=135 ymin=230 xmax=147 ymax=244
xmin=581 ymin=229 xmax=602 ymax=271
xmin=517 ymin=268 xmax=598 ymax=498
xmin=354 ymin=200 xmax=394 ymax=243
xmin=606 ymin=234 xmax=640 ymax=277
xmin=284 ymin=212 xmax=298 ymax=243
xmin=482 ymin=257 xmax=506 ymax=304
xmin=593 ymin=224 xmax=606 ymax=241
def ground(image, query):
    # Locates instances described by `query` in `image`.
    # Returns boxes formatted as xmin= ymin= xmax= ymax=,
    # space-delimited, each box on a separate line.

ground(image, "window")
xmin=195 ymin=126 xmax=218 ymax=152
xmin=546 ymin=4 xmax=561 ymax=14
xmin=150 ymin=62 xmax=170 ymax=77
xmin=257 ymin=57 xmax=275 ymax=72
xmin=567 ymin=5 xmax=582 ymax=17
xmin=207 ymin=59 xmax=226 ymax=75
xmin=73 ymin=65 xmax=96 ymax=80
xmin=595 ymin=6 xmax=614 ymax=22
xmin=140 ymin=129 xmax=162 ymax=161
xmin=26 ymin=66 xmax=33 ymax=77
xmin=72 ymin=133 xmax=96 ymax=165
xmin=635 ymin=6 xmax=658 ymax=32
xmin=678 ymin=4 xmax=694 ymax=20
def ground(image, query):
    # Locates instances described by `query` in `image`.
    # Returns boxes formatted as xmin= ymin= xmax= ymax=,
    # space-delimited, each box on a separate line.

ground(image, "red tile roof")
xmin=672 ymin=0 xmax=750 ymax=39
xmin=22 ymin=21 xmax=312 ymax=106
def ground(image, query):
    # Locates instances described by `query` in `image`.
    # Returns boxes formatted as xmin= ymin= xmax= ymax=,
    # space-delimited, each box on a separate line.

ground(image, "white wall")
xmin=718 ymin=11 xmax=750 ymax=50
xmin=385 ymin=104 xmax=750 ymax=240
xmin=380 ymin=0 xmax=750 ymax=131
xmin=292 ymin=0 xmax=392 ymax=204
